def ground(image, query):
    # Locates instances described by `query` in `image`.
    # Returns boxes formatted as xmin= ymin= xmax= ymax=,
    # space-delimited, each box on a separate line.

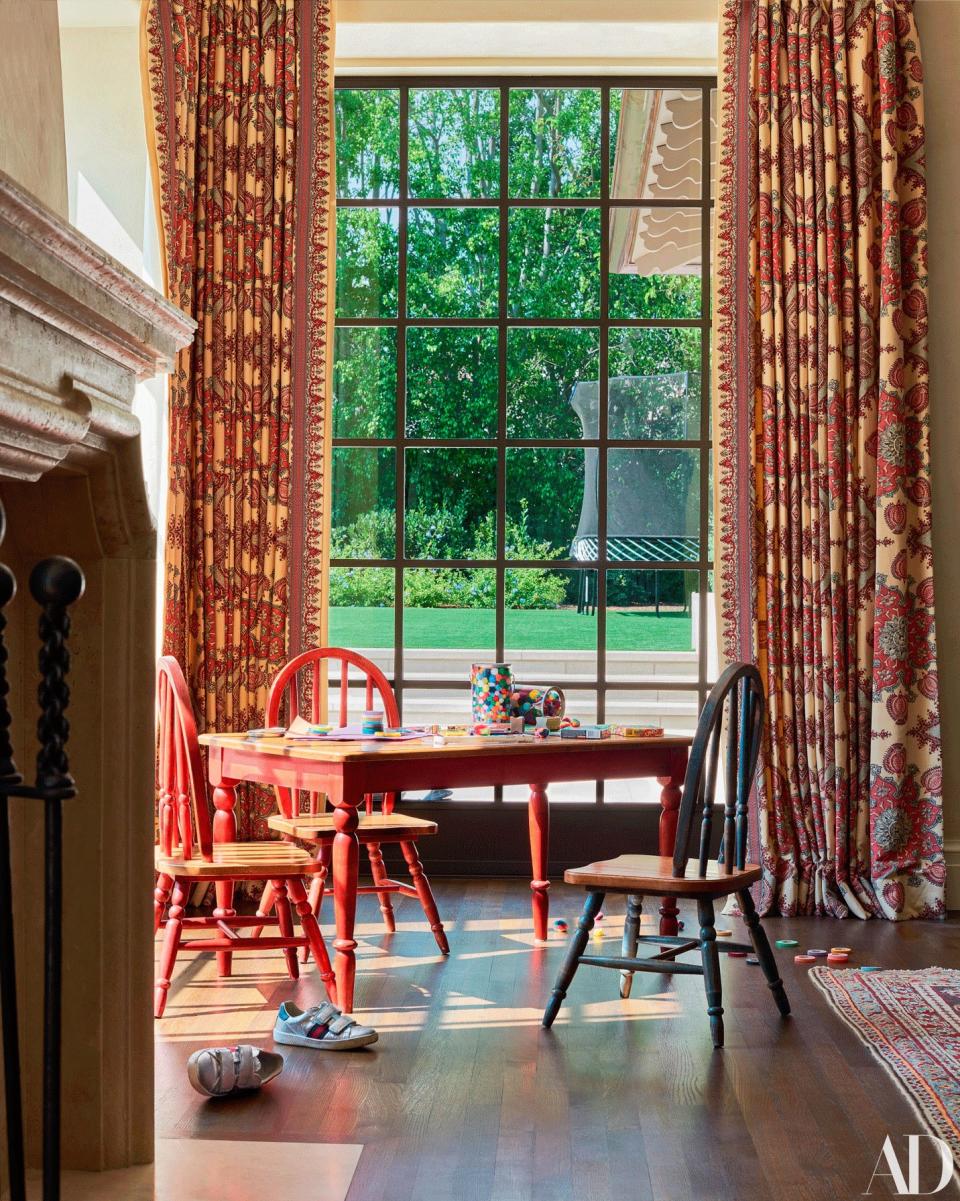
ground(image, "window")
xmin=331 ymin=78 xmax=717 ymax=802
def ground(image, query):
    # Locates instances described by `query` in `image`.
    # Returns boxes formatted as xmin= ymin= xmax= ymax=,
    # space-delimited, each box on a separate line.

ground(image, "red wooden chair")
xmin=258 ymin=648 xmax=448 ymax=956
xmin=153 ymin=656 xmax=337 ymax=1017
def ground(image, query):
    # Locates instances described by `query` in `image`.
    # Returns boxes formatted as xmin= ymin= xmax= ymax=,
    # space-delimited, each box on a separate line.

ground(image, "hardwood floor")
xmin=156 ymin=878 xmax=960 ymax=1201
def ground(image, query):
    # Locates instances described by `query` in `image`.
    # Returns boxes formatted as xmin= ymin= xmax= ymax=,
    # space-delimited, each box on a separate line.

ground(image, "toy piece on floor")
xmin=560 ymin=723 xmax=612 ymax=740
xmin=553 ymin=919 xmax=568 ymax=932
xmin=826 ymin=953 xmax=849 ymax=964
xmin=746 ymin=956 xmax=759 ymax=965
xmin=728 ymin=950 xmax=747 ymax=958
xmin=794 ymin=954 xmax=816 ymax=964
xmin=775 ymin=939 xmax=799 ymax=948
xmin=187 ymin=1045 xmax=284 ymax=1098
xmin=595 ymin=911 xmax=604 ymax=920
xmin=615 ymin=726 xmax=665 ymax=739
xmin=806 ymin=948 xmax=828 ymax=958
xmin=830 ymin=946 xmax=852 ymax=955
xmin=716 ymin=928 xmax=732 ymax=938
xmin=859 ymin=966 xmax=882 ymax=972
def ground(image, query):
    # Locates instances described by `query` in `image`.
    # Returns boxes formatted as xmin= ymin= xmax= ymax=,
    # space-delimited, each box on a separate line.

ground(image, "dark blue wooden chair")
xmin=542 ymin=662 xmax=790 ymax=1048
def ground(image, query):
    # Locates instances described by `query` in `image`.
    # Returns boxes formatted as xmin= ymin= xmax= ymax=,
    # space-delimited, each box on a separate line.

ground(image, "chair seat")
xmin=156 ymin=841 xmax=323 ymax=879
xmin=268 ymin=811 xmax=438 ymax=841
xmin=564 ymin=854 xmax=761 ymax=895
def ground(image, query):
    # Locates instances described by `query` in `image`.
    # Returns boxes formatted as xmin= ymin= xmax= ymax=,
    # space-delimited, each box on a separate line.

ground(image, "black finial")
xmin=0 ymin=563 xmax=21 ymax=786
xmin=29 ymin=557 xmax=84 ymax=796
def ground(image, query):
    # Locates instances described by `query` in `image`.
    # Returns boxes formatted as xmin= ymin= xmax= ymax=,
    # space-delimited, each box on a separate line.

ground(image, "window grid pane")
xmin=332 ymin=78 xmax=716 ymax=801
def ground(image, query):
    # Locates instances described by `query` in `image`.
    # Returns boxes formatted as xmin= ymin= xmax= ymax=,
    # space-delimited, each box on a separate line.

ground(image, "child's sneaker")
xmin=273 ymin=1000 xmax=378 ymax=1050
xmin=187 ymin=1045 xmax=284 ymax=1097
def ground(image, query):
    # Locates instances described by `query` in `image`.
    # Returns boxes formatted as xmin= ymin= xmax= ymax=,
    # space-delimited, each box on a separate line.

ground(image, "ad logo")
xmin=864 ymin=1135 xmax=955 ymax=1196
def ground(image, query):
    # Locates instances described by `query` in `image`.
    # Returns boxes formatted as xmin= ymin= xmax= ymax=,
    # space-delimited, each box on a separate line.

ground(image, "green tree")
xmin=332 ymin=86 xmax=705 ymax=606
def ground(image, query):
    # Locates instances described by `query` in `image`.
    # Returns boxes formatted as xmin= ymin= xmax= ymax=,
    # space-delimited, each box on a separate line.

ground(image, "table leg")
xmin=657 ymin=769 xmax=683 ymax=937
xmin=332 ymin=790 xmax=361 ymax=1012
xmin=212 ymin=781 xmax=238 ymax=976
xmin=528 ymin=784 xmax=550 ymax=941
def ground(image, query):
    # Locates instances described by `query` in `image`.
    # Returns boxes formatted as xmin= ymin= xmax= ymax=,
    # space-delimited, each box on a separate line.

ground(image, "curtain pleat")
xmin=714 ymin=0 xmax=943 ymax=918
xmin=142 ymin=0 xmax=334 ymax=839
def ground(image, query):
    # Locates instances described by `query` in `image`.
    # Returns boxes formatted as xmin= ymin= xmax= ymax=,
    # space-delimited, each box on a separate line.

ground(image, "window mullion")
xmin=394 ymin=85 xmax=409 ymax=711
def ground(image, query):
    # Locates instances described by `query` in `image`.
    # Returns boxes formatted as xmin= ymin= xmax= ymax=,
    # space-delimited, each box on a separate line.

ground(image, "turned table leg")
xmin=212 ymin=779 xmax=238 ymax=976
xmin=332 ymin=790 xmax=361 ymax=1012
xmin=657 ymin=767 xmax=683 ymax=937
xmin=528 ymin=783 xmax=550 ymax=941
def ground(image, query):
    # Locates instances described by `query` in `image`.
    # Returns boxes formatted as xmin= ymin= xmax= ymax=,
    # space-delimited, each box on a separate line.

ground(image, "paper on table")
xmin=285 ymin=715 xmax=428 ymax=742
xmin=285 ymin=714 xmax=334 ymax=739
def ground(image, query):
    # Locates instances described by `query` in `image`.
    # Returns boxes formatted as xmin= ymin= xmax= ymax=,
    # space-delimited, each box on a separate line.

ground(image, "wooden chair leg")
xmin=249 ymin=879 xmax=277 ymax=940
xmin=273 ymin=880 xmax=300 ymax=981
xmin=619 ymin=894 xmax=643 ymax=999
xmin=697 ymin=897 xmax=724 ymax=1048
xmin=543 ymin=890 xmax=604 ymax=1029
xmin=288 ymin=876 xmax=338 ymax=1003
xmin=400 ymin=840 xmax=448 ymax=954
xmin=738 ymin=888 xmax=790 ymax=1017
xmin=299 ymin=846 xmax=330 ymax=964
xmin=154 ymin=872 xmax=172 ymax=935
xmin=366 ymin=842 xmax=396 ymax=933
xmin=155 ymin=880 xmax=185 ymax=1018
xmin=213 ymin=879 xmax=235 ymax=977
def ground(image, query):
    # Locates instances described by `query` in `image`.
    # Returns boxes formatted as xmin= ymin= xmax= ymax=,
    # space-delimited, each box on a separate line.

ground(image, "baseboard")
xmin=395 ymin=800 xmax=723 ymax=877
xmin=945 ymin=840 xmax=960 ymax=912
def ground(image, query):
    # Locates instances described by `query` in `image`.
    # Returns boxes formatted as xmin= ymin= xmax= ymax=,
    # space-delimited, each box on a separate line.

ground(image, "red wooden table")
xmin=200 ymin=732 xmax=691 ymax=1012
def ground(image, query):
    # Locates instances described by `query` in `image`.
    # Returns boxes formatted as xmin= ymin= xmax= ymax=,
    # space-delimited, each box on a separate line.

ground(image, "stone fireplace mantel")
xmin=0 ymin=166 xmax=194 ymax=1177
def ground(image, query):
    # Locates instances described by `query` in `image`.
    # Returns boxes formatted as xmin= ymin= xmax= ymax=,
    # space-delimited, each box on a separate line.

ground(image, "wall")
xmin=915 ymin=0 xmax=960 ymax=907
xmin=59 ymin=23 xmax=168 ymax=530
xmin=0 ymin=0 xmax=67 ymax=217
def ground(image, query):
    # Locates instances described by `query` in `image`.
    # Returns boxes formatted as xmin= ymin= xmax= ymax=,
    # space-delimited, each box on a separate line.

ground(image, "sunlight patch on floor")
xmin=24 ymin=1141 xmax=362 ymax=1201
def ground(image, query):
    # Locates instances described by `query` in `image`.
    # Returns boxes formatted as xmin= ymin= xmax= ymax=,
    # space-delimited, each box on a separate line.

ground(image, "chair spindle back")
xmin=672 ymin=662 xmax=764 ymax=879
xmin=156 ymin=656 xmax=213 ymax=861
xmin=266 ymin=648 xmax=401 ymax=819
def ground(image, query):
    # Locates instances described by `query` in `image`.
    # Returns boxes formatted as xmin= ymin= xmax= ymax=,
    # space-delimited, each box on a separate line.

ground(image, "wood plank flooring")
xmin=156 ymin=879 xmax=960 ymax=1201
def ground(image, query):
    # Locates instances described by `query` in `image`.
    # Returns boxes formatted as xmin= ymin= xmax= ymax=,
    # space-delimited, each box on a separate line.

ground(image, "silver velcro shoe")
xmin=274 ymin=1000 xmax=379 ymax=1050
xmin=186 ymin=1044 xmax=284 ymax=1098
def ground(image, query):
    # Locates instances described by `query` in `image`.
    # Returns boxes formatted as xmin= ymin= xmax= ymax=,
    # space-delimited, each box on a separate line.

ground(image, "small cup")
xmin=361 ymin=709 xmax=384 ymax=735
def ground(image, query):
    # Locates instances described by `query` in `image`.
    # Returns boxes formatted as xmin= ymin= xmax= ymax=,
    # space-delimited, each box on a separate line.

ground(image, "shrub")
xmin=330 ymin=500 xmax=571 ymax=610
xmin=328 ymin=566 xmax=394 ymax=608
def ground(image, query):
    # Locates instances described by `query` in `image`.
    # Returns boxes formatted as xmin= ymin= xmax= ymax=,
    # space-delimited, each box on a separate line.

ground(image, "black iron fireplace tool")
xmin=0 ymin=498 xmax=85 ymax=1201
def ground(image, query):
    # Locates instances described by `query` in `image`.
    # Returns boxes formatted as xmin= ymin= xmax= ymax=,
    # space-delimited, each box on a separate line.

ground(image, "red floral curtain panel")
xmin=714 ymin=0 xmax=943 ymax=918
xmin=142 ymin=0 xmax=334 ymax=835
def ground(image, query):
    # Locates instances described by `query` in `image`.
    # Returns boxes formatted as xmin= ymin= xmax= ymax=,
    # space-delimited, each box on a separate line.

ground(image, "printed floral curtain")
xmin=142 ymin=0 xmax=334 ymax=837
xmin=713 ymin=0 xmax=943 ymax=918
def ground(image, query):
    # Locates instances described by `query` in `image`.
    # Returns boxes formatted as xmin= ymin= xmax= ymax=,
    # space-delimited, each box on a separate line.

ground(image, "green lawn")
xmin=329 ymin=607 xmax=692 ymax=652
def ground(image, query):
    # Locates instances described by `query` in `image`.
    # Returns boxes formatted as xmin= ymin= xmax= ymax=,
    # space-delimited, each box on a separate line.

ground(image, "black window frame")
xmin=332 ymin=75 xmax=716 ymax=803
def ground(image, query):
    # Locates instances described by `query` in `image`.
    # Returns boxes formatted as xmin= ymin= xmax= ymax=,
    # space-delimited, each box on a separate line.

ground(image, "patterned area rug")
xmin=812 ymin=967 xmax=960 ymax=1160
